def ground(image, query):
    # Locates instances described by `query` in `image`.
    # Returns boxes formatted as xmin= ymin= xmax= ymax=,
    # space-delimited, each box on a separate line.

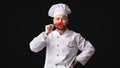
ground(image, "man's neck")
xmin=56 ymin=28 xmax=67 ymax=35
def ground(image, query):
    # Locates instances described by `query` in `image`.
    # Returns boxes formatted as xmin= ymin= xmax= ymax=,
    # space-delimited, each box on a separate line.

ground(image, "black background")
xmin=3 ymin=0 xmax=119 ymax=68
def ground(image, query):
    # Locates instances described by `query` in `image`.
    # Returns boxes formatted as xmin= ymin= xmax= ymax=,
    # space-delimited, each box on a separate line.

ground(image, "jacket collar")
xmin=54 ymin=28 xmax=70 ymax=37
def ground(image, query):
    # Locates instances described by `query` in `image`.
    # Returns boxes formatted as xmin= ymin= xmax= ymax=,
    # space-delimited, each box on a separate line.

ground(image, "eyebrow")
xmin=56 ymin=16 xmax=67 ymax=18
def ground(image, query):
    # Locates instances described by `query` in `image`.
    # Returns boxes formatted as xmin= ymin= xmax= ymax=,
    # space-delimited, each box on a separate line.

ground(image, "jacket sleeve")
xmin=29 ymin=32 xmax=48 ymax=53
xmin=76 ymin=34 xmax=95 ymax=65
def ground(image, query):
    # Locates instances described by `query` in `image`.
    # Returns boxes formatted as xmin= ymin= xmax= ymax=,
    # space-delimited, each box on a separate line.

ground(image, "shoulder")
xmin=47 ymin=30 xmax=57 ymax=37
xmin=68 ymin=29 xmax=82 ymax=37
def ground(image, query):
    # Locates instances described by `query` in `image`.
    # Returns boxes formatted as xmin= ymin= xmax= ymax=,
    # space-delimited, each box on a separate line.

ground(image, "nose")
xmin=58 ymin=19 xmax=62 ymax=22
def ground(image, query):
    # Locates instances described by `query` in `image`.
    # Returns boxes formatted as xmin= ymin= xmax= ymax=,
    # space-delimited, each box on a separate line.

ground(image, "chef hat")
xmin=48 ymin=3 xmax=71 ymax=17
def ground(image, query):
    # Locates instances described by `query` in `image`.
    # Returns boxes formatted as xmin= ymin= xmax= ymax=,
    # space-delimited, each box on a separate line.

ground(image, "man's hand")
xmin=45 ymin=24 xmax=54 ymax=35
xmin=73 ymin=58 xmax=78 ymax=66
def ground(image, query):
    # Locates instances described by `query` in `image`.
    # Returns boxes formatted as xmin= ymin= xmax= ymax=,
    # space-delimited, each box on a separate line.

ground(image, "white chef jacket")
xmin=30 ymin=29 xmax=95 ymax=68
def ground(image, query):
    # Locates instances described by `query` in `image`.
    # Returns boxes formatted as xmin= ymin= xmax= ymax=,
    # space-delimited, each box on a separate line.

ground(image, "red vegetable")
xmin=54 ymin=22 xmax=65 ymax=26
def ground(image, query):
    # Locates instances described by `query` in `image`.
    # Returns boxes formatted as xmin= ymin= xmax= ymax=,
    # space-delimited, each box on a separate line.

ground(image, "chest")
xmin=48 ymin=35 xmax=77 ymax=54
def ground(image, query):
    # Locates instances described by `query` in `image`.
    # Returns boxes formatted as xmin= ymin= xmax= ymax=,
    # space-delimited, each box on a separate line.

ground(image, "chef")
xmin=30 ymin=3 xmax=95 ymax=68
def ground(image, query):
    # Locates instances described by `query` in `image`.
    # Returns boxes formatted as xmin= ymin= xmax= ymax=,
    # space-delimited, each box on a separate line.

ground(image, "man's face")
xmin=53 ymin=14 xmax=68 ymax=30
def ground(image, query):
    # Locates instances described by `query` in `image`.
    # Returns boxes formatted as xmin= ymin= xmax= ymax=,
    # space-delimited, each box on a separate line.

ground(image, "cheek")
xmin=53 ymin=21 xmax=57 ymax=25
xmin=63 ymin=19 xmax=68 ymax=23
xmin=53 ymin=20 xmax=58 ymax=24
xmin=63 ymin=21 xmax=68 ymax=25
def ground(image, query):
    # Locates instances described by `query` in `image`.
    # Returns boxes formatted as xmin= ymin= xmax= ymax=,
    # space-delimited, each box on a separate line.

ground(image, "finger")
xmin=45 ymin=25 xmax=49 ymax=29
xmin=49 ymin=24 xmax=54 ymax=29
xmin=49 ymin=24 xmax=54 ymax=27
xmin=51 ymin=25 xmax=54 ymax=29
xmin=52 ymin=24 xmax=54 ymax=28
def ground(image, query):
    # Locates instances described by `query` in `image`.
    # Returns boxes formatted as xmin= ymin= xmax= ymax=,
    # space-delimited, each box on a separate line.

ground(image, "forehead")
xmin=54 ymin=14 xmax=67 ymax=18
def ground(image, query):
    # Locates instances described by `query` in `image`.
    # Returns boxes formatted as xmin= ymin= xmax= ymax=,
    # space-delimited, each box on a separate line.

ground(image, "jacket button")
xmin=57 ymin=36 xmax=59 ymax=38
xmin=66 ymin=55 xmax=68 ymax=58
xmin=56 ymin=64 xmax=58 ymax=66
xmin=57 ymin=45 xmax=59 ymax=46
xmin=57 ymin=54 xmax=59 ymax=56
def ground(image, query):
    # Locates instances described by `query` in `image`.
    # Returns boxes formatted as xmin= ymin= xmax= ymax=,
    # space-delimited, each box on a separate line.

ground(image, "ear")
xmin=53 ymin=18 xmax=55 ymax=24
xmin=66 ymin=18 xmax=68 ymax=24
xmin=53 ymin=18 xmax=54 ymax=21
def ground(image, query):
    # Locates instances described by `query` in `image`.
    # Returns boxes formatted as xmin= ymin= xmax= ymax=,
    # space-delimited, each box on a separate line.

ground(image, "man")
xmin=30 ymin=3 xmax=95 ymax=68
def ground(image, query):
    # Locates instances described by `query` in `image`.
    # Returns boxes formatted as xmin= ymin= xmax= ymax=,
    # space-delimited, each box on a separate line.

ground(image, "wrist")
xmin=45 ymin=31 xmax=49 ymax=35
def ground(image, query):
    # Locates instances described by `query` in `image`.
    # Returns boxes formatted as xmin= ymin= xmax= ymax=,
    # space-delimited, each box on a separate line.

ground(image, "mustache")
xmin=54 ymin=22 xmax=65 ymax=27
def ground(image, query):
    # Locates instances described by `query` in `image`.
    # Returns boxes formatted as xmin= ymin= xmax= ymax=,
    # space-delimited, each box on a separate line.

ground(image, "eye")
xmin=62 ymin=17 xmax=67 ymax=20
xmin=56 ymin=18 xmax=60 ymax=20
xmin=62 ymin=18 xmax=66 ymax=20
